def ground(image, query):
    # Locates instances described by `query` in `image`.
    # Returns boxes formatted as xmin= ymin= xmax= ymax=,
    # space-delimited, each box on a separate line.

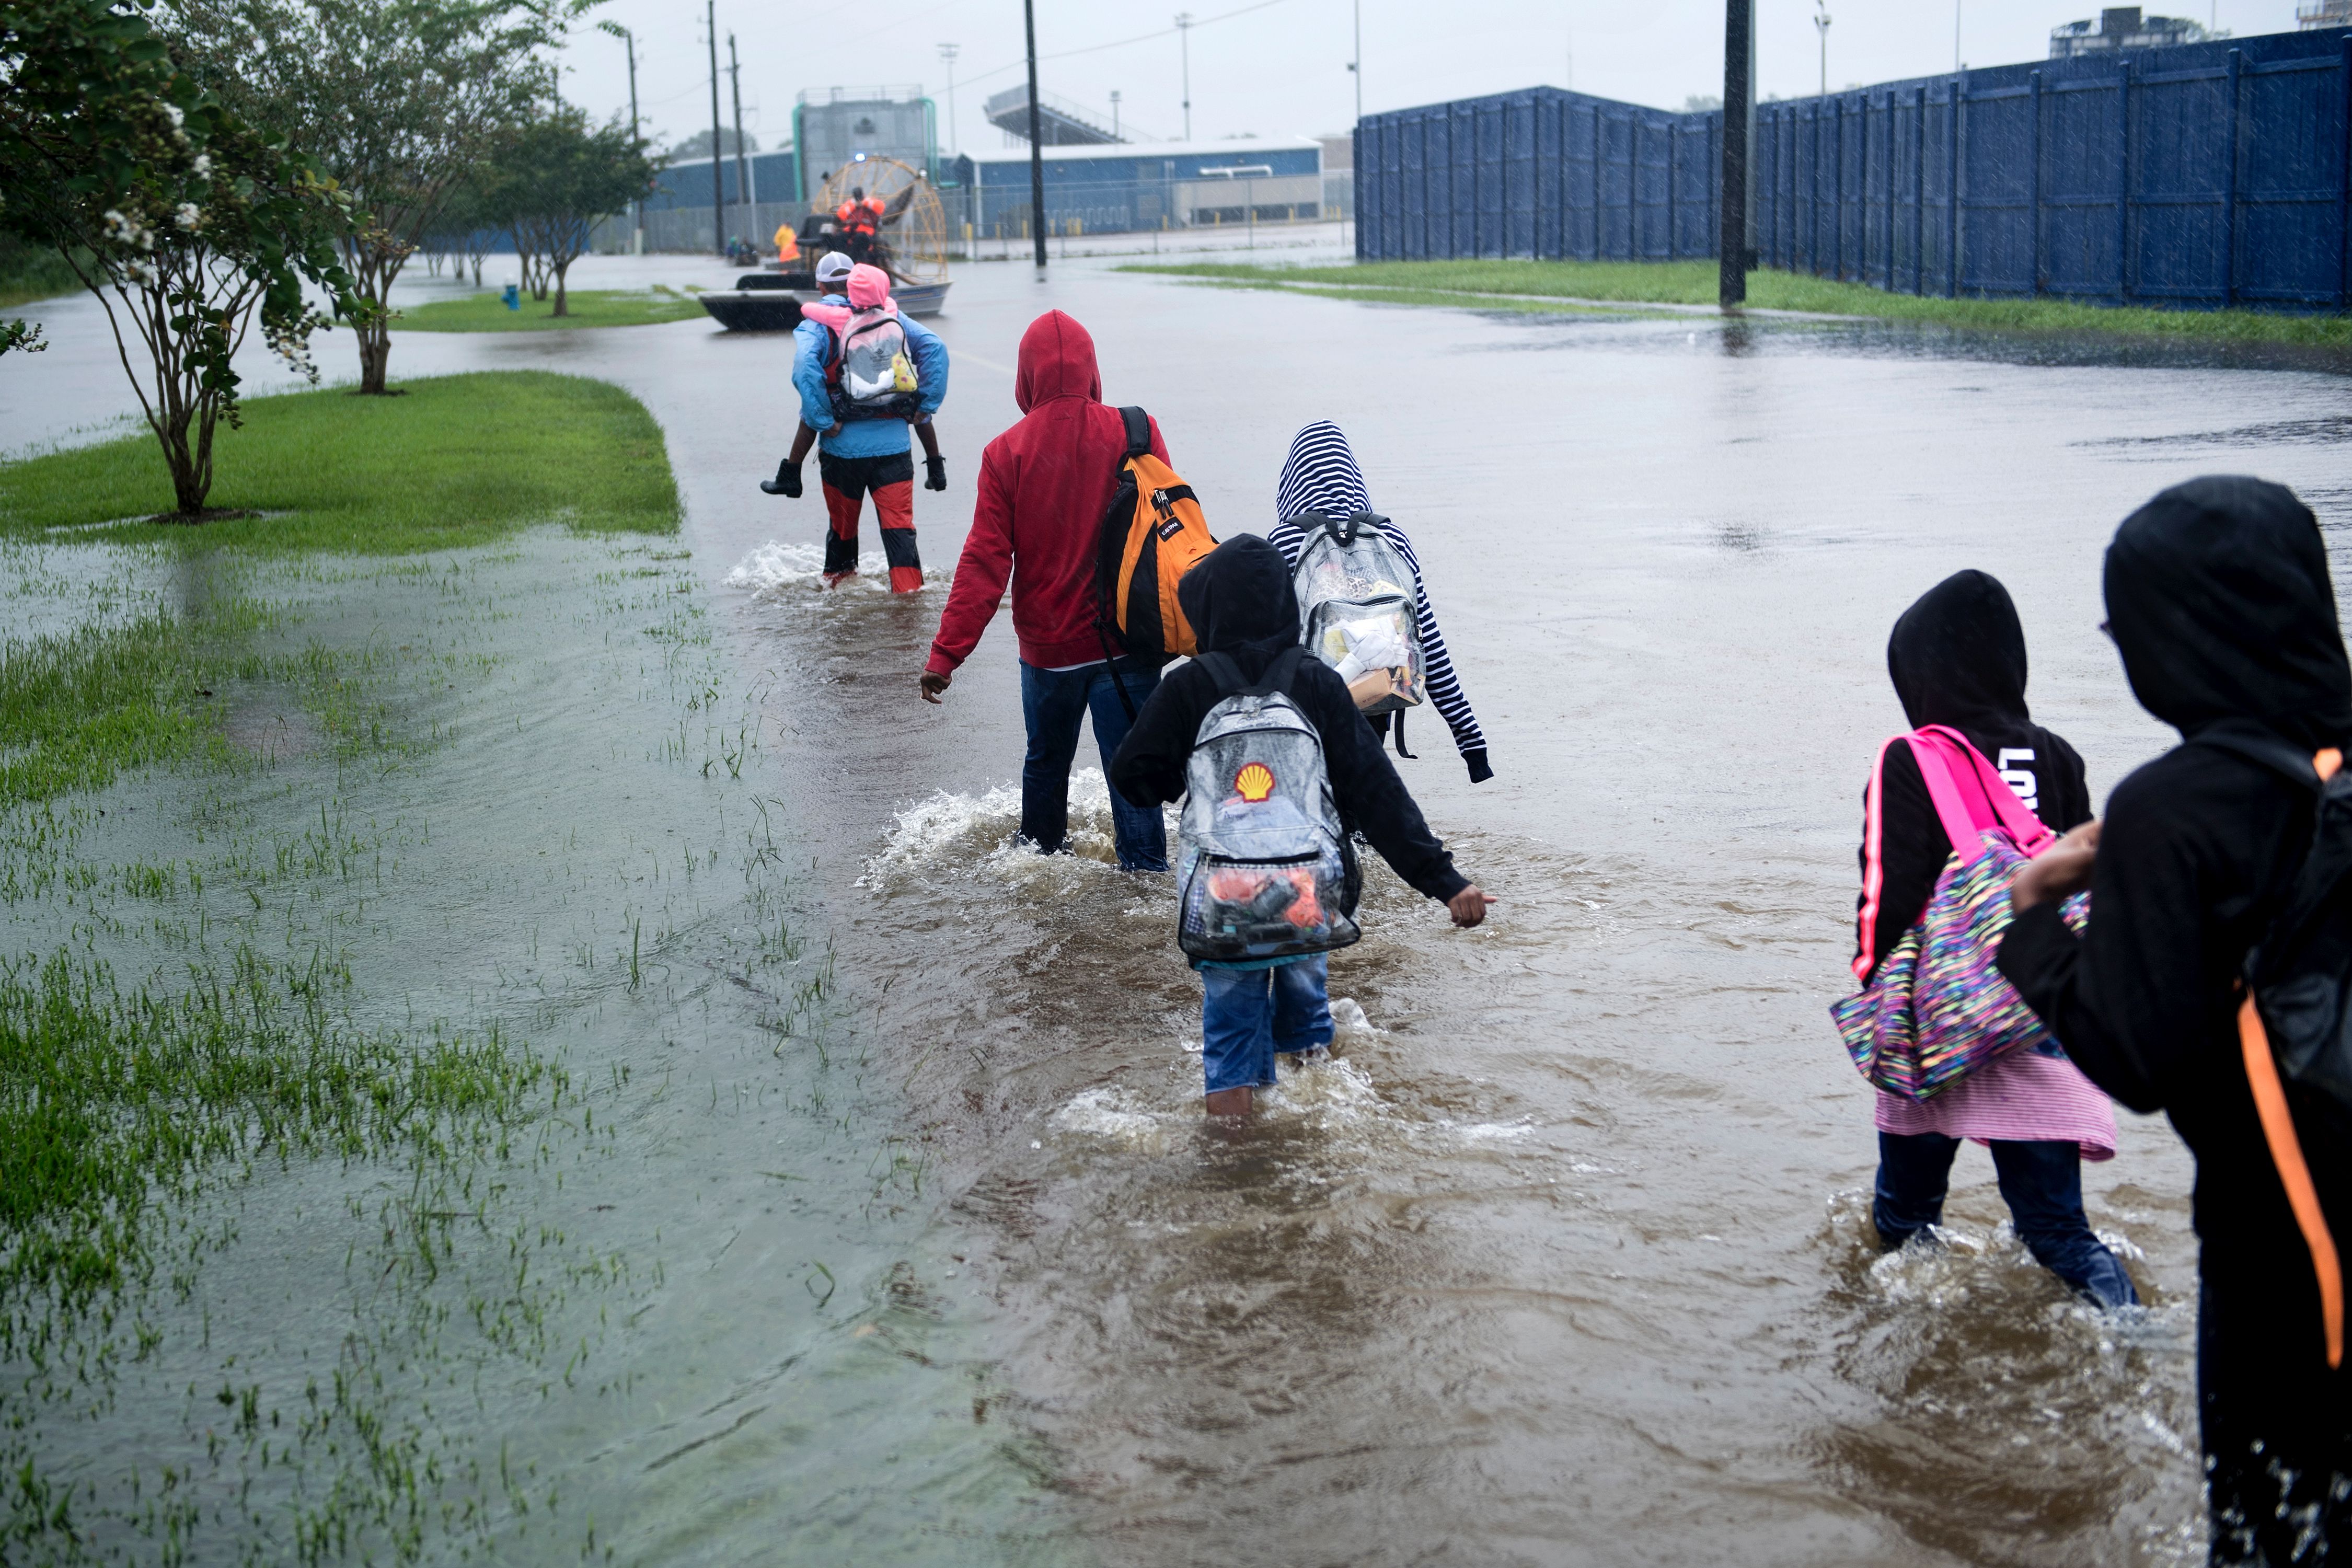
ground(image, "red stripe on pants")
xmin=871 ymin=480 xmax=920 ymax=593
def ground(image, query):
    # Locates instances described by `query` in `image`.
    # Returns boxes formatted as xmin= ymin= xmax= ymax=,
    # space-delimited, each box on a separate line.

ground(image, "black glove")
xmin=923 ymin=455 xmax=947 ymax=492
xmin=1465 ymin=748 xmax=1493 ymax=785
xmin=759 ymin=458 xmax=803 ymax=498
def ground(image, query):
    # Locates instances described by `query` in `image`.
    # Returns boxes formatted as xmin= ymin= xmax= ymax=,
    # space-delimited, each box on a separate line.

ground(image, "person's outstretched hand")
xmin=919 ymin=671 xmax=951 ymax=704
xmin=2011 ymin=820 xmax=2100 ymax=911
xmin=1448 ymin=885 xmax=1496 ymax=928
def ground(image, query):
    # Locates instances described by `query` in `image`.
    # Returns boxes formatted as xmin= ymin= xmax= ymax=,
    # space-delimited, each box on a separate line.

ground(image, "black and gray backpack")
xmin=1175 ymin=647 xmax=1360 ymax=963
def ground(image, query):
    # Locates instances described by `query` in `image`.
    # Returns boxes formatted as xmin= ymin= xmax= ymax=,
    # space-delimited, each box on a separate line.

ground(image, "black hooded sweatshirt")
xmin=1856 ymin=570 xmax=2092 ymax=981
xmin=1998 ymin=478 xmax=2352 ymax=1485
xmin=1108 ymin=536 xmax=1470 ymax=905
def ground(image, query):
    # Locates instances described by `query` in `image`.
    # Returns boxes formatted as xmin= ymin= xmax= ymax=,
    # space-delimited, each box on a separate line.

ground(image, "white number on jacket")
xmin=1997 ymin=747 xmax=2038 ymax=812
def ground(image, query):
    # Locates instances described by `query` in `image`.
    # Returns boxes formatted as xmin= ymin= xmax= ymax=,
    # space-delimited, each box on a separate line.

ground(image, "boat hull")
xmin=700 ymin=278 xmax=950 ymax=332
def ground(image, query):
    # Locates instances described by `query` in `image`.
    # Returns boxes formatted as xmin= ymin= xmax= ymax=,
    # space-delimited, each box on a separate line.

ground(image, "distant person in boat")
xmin=773 ymin=220 xmax=800 ymax=266
xmin=760 ymin=257 xmax=949 ymax=593
xmin=918 ymin=309 xmax=1170 ymax=870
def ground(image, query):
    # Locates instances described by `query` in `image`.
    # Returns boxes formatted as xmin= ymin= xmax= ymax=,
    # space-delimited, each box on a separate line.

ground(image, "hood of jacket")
xmin=2105 ymin=475 xmax=2352 ymax=749
xmin=1013 ymin=310 xmax=1101 ymax=412
xmin=1887 ymin=569 xmax=2032 ymax=735
xmin=1178 ymin=536 xmax=1301 ymax=668
xmin=1274 ymin=420 xmax=1373 ymax=525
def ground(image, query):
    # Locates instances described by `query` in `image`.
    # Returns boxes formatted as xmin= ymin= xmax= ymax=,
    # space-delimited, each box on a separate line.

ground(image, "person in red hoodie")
xmin=919 ymin=310 xmax=1171 ymax=872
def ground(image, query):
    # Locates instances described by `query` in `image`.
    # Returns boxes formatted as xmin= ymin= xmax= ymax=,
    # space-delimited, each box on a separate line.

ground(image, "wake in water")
xmin=858 ymin=767 xmax=1169 ymax=894
xmin=725 ymin=540 xmax=950 ymax=598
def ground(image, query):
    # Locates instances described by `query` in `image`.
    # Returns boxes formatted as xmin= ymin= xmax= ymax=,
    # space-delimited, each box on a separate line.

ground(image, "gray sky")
xmin=557 ymin=0 xmax=2305 ymax=159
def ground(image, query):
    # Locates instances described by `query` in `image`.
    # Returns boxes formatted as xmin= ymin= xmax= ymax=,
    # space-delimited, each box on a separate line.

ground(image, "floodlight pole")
xmin=707 ymin=1 xmax=724 ymax=257
xmin=729 ymin=35 xmax=752 ymax=230
xmin=1814 ymin=1 xmax=1831 ymax=98
xmin=601 ymin=23 xmax=642 ymax=253
xmin=1177 ymin=13 xmax=1194 ymax=140
xmin=1111 ymin=89 xmax=1121 ymax=140
xmin=1349 ymin=0 xmax=1361 ymax=122
xmin=1024 ymin=0 xmax=1046 ymax=270
xmin=1720 ymin=0 xmax=1754 ymax=307
xmin=939 ymin=42 xmax=960 ymax=157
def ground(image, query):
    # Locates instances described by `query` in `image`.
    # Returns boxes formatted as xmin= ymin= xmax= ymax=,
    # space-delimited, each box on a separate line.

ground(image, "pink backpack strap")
xmin=1853 ymin=735 xmax=1900 ymax=983
xmin=1906 ymin=725 xmax=2056 ymax=859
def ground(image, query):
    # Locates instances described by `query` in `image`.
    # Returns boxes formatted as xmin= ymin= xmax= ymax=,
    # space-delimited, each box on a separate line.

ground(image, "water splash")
xmin=859 ymin=769 xmax=1159 ymax=893
xmin=725 ymin=540 xmax=945 ymax=598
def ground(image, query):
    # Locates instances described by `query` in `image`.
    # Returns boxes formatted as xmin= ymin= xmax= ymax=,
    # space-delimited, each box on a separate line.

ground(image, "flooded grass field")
xmin=4 ymin=257 xmax=2350 ymax=1562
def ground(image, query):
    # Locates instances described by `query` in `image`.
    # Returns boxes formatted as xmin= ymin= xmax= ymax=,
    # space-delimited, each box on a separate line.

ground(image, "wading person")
xmin=1998 ymin=478 xmax=2352 ymax=1563
xmin=762 ymin=258 xmax=948 ymax=592
xmin=919 ymin=309 xmax=1171 ymax=871
xmin=1108 ymin=536 xmax=1493 ymax=1116
xmin=1266 ymin=420 xmax=1492 ymax=783
xmin=1849 ymin=570 xmax=2137 ymax=1308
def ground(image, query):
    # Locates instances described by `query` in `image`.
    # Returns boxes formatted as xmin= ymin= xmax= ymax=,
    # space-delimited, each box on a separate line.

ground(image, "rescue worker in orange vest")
xmin=773 ymin=219 xmax=801 ymax=264
xmin=834 ymin=186 xmax=886 ymax=236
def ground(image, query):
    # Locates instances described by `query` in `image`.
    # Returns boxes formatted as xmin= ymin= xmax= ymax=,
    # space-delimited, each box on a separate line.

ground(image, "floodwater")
xmin=6 ymin=253 xmax=2352 ymax=1564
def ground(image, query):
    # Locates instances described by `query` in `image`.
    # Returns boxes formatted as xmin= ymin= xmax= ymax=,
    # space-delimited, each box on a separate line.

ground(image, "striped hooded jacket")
xmin=1264 ymin=421 xmax=1492 ymax=783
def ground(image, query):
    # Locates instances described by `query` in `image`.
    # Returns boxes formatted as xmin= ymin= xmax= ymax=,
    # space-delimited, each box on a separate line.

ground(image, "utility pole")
xmin=706 ymin=1 xmax=724 ymax=257
xmin=1814 ymin=0 xmax=1831 ymax=97
xmin=598 ymin=22 xmax=642 ymax=253
xmin=729 ymin=33 xmax=753 ymax=234
xmin=1177 ymin=13 xmax=1194 ymax=140
xmin=1720 ymin=0 xmax=1755 ymax=306
xmin=1110 ymin=89 xmax=1121 ymax=140
xmin=1348 ymin=0 xmax=1361 ymax=122
xmin=938 ymin=42 xmax=960 ymax=157
xmin=1024 ymin=0 xmax=1046 ymax=270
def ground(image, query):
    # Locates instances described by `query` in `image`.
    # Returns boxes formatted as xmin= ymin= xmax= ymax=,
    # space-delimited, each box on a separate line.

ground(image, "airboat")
xmin=701 ymin=156 xmax=952 ymax=332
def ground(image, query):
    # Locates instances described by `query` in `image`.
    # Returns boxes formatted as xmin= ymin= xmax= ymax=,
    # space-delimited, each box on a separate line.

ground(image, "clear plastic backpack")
xmin=828 ymin=309 xmax=920 ymax=421
xmin=1292 ymin=512 xmax=1425 ymax=716
xmin=1176 ymin=648 xmax=1361 ymax=963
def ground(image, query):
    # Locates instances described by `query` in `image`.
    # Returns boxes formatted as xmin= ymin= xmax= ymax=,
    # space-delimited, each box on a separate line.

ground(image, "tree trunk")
xmin=551 ymin=259 xmax=570 ymax=317
xmin=356 ymin=317 xmax=391 ymax=394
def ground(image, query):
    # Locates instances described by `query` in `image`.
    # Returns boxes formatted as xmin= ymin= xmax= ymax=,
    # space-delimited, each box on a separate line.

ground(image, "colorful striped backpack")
xmin=1832 ymin=725 xmax=2090 ymax=1101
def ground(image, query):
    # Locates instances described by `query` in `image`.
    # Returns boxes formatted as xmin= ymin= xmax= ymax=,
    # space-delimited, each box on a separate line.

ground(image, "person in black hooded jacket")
xmin=1111 ymin=536 xmax=1493 ymax=1116
xmin=1999 ymin=477 xmax=2352 ymax=1564
xmin=1854 ymin=570 xmax=2137 ymax=1309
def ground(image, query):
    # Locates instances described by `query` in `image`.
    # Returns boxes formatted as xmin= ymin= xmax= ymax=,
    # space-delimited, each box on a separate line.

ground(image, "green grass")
xmin=394 ymin=285 xmax=709 ymax=332
xmin=0 ymin=234 xmax=80 ymax=310
xmin=0 ymin=370 xmax=683 ymax=551
xmin=1126 ymin=258 xmax=2352 ymax=349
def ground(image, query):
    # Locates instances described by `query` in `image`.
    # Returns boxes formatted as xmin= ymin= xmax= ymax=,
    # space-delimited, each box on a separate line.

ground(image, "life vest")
xmin=1290 ymin=511 xmax=1425 ymax=717
xmin=774 ymin=223 xmax=800 ymax=262
xmin=835 ymin=196 xmax=883 ymax=235
xmin=1175 ymin=646 xmax=1361 ymax=963
xmin=803 ymin=299 xmax=920 ymax=422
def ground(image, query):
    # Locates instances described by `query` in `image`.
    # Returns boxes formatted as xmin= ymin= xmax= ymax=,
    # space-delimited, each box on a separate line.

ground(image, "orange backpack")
xmin=1094 ymin=406 xmax=1216 ymax=675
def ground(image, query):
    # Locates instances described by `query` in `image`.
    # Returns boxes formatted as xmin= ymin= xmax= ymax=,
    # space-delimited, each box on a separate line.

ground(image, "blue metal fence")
xmin=1356 ymin=89 xmax=1720 ymax=266
xmin=1357 ymin=27 xmax=2352 ymax=312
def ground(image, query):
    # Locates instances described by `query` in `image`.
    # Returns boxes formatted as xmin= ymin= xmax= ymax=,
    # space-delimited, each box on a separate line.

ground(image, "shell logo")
xmin=1234 ymin=762 xmax=1276 ymax=803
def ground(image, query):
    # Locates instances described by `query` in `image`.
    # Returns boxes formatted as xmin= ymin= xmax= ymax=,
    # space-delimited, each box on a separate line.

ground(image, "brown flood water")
xmin=698 ymin=266 xmax=2349 ymax=1567
xmin=21 ymin=254 xmax=2350 ymax=1564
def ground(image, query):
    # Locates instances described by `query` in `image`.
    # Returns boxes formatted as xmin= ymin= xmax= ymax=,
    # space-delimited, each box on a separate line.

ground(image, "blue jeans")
xmin=1018 ymin=657 xmax=1166 ymax=871
xmin=1873 ymin=1131 xmax=2140 ymax=1308
xmin=1198 ymin=956 xmax=1332 ymax=1095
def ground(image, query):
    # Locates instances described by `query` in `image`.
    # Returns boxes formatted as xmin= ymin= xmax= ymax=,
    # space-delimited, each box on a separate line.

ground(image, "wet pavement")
xmin=8 ymin=253 xmax=2352 ymax=1563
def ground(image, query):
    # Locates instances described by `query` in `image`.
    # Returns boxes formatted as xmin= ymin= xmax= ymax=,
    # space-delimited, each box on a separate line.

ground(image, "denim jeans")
xmin=1018 ymin=657 xmax=1166 ymax=871
xmin=1198 ymin=956 xmax=1332 ymax=1096
xmin=1873 ymin=1131 xmax=2140 ymax=1308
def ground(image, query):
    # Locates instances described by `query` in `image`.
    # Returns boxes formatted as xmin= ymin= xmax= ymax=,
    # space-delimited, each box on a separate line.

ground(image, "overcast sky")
xmin=555 ymin=0 xmax=2307 ymax=158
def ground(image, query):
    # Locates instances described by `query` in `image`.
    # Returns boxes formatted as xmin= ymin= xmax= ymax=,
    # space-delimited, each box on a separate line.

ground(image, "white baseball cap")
xmin=814 ymin=252 xmax=854 ymax=283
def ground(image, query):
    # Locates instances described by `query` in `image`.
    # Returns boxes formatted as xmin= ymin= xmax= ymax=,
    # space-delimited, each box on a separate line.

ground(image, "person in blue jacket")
xmin=761 ymin=254 xmax=949 ymax=592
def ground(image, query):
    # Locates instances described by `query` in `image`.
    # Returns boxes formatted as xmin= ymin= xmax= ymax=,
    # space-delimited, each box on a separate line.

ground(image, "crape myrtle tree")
xmin=176 ymin=0 xmax=593 ymax=393
xmin=488 ymin=105 xmax=655 ymax=315
xmin=0 ymin=0 xmax=360 ymax=514
xmin=426 ymin=167 xmax=498 ymax=286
